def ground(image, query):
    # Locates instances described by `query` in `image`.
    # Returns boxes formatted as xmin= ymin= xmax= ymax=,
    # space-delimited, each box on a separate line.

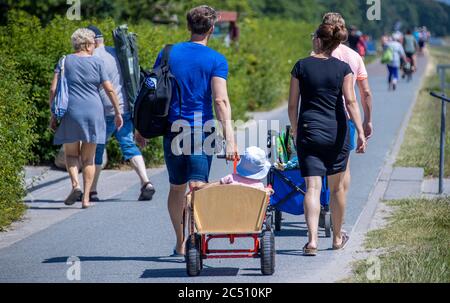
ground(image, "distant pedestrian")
xmin=88 ymin=25 xmax=156 ymax=202
xmin=380 ymin=34 xmax=390 ymax=48
xmin=386 ymin=32 xmax=407 ymax=91
xmin=418 ymin=27 xmax=428 ymax=56
xmin=49 ymin=28 xmax=123 ymax=209
xmin=347 ymin=26 xmax=359 ymax=52
xmin=403 ymin=29 xmax=418 ymax=72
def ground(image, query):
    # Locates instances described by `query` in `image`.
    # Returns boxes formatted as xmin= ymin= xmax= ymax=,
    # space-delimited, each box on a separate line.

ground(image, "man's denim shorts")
xmin=95 ymin=113 xmax=142 ymax=165
xmin=163 ymin=128 xmax=215 ymax=186
xmin=348 ymin=119 xmax=357 ymax=151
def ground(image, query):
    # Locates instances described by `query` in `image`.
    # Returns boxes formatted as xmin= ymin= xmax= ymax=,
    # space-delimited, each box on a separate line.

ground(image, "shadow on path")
xmin=43 ymin=256 xmax=242 ymax=278
xmin=26 ymin=199 xmax=121 ymax=205
xmin=27 ymin=175 xmax=69 ymax=193
xmin=43 ymin=255 xmax=185 ymax=265
xmin=141 ymin=267 xmax=240 ymax=278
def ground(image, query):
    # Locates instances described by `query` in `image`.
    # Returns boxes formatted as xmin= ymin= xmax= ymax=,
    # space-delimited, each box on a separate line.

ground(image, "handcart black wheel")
xmin=274 ymin=210 xmax=282 ymax=232
xmin=186 ymin=234 xmax=202 ymax=277
xmin=260 ymin=231 xmax=275 ymax=276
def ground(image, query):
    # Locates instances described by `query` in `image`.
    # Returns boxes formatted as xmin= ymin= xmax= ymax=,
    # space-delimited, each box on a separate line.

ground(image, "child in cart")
xmin=197 ymin=147 xmax=272 ymax=192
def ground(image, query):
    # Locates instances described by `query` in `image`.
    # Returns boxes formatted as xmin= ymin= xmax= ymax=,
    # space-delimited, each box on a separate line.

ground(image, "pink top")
xmin=332 ymin=44 xmax=368 ymax=85
xmin=332 ymin=44 xmax=368 ymax=117
xmin=220 ymin=174 xmax=265 ymax=190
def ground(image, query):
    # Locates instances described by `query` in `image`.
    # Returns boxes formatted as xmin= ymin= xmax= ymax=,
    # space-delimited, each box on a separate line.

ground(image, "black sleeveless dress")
xmin=291 ymin=56 xmax=353 ymax=177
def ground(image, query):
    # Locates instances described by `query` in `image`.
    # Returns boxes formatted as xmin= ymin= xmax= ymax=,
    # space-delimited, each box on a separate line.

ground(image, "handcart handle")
xmin=217 ymin=154 xmax=240 ymax=174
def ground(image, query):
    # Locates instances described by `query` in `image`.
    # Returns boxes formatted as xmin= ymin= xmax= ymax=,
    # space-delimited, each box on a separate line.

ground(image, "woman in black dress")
xmin=288 ymin=23 xmax=367 ymax=256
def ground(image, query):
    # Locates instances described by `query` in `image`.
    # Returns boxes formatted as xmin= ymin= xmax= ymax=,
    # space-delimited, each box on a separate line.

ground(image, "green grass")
xmin=348 ymin=197 xmax=450 ymax=283
xmin=396 ymin=46 xmax=450 ymax=177
xmin=0 ymin=203 xmax=26 ymax=232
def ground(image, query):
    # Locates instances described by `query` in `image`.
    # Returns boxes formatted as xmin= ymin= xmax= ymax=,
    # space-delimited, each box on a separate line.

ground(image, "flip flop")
xmin=302 ymin=243 xmax=318 ymax=256
xmin=64 ymin=188 xmax=82 ymax=206
xmin=171 ymin=247 xmax=185 ymax=257
xmin=138 ymin=182 xmax=156 ymax=201
xmin=333 ymin=232 xmax=350 ymax=250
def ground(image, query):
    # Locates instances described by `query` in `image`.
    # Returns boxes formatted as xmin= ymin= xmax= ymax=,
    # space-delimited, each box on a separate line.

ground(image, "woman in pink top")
xmin=317 ymin=12 xmax=374 ymax=250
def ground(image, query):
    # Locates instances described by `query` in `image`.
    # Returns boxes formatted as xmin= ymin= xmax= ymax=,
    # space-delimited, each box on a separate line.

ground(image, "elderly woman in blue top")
xmin=49 ymin=28 xmax=123 ymax=209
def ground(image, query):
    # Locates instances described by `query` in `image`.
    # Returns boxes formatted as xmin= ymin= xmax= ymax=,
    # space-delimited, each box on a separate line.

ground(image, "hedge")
xmin=0 ymin=54 xmax=35 ymax=230
xmin=0 ymin=10 xmax=314 ymax=168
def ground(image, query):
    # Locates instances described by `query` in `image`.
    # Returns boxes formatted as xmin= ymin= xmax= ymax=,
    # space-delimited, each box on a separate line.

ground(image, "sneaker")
xmin=138 ymin=182 xmax=156 ymax=201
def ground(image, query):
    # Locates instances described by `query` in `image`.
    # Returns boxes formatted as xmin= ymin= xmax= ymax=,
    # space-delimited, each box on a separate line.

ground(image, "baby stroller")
xmin=185 ymin=159 xmax=275 ymax=277
xmin=266 ymin=127 xmax=332 ymax=237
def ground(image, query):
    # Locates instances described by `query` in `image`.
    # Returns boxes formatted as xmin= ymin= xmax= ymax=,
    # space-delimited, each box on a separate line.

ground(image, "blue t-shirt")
xmin=154 ymin=42 xmax=228 ymax=126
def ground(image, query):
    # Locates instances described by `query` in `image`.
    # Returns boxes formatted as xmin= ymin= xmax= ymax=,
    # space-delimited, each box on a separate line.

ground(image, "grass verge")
xmin=348 ymin=197 xmax=450 ymax=283
xmin=396 ymin=46 xmax=450 ymax=177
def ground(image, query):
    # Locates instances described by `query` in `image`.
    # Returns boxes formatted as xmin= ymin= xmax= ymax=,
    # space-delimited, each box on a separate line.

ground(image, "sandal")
xmin=333 ymin=232 xmax=350 ymax=250
xmin=138 ymin=182 xmax=156 ymax=201
xmin=302 ymin=243 xmax=318 ymax=256
xmin=89 ymin=191 xmax=100 ymax=202
xmin=64 ymin=188 xmax=82 ymax=206
xmin=171 ymin=247 xmax=185 ymax=258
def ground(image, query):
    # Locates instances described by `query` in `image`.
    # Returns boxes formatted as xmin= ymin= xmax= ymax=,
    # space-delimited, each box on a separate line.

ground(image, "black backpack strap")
xmin=161 ymin=44 xmax=173 ymax=68
xmin=174 ymin=79 xmax=182 ymax=119
xmin=162 ymin=44 xmax=182 ymax=119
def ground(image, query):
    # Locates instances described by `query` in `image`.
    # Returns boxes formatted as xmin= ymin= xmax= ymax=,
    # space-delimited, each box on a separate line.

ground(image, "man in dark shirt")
xmin=347 ymin=26 xmax=360 ymax=52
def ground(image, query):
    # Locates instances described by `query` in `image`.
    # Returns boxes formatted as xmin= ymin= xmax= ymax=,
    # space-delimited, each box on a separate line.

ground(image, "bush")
xmin=0 ymin=54 xmax=36 ymax=230
xmin=0 ymin=10 xmax=314 ymax=168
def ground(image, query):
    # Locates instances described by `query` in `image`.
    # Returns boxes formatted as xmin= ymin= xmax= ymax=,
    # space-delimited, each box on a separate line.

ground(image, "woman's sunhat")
xmin=236 ymin=146 xmax=271 ymax=180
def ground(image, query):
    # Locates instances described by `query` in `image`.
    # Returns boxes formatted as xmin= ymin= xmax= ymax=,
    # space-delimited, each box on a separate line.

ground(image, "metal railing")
xmin=430 ymin=64 xmax=450 ymax=194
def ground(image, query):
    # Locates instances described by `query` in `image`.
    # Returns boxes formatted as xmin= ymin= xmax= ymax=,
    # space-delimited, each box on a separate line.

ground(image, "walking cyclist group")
xmin=49 ymin=6 xmax=373 ymax=257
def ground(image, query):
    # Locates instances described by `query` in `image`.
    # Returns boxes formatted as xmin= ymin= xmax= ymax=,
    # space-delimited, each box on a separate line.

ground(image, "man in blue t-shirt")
xmin=146 ymin=5 xmax=238 ymax=256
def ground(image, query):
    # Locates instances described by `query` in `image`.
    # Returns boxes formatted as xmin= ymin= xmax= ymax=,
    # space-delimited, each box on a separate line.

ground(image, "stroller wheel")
xmin=186 ymin=234 xmax=202 ymax=277
xmin=260 ymin=231 xmax=275 ymax=276
xmin=319 ymin=208 xmax=332 ymax=237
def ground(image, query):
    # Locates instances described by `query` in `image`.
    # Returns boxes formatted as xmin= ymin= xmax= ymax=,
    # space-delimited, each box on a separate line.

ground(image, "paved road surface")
xmin=0 ymin=56 xmax=428 ymax=282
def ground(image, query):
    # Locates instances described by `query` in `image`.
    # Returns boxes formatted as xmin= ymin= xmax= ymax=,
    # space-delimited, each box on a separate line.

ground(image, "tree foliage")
xmin=2 ymin=0 xmax=449 ymax=37
xmin=250 ymin=0 xmax=450 ymax=37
